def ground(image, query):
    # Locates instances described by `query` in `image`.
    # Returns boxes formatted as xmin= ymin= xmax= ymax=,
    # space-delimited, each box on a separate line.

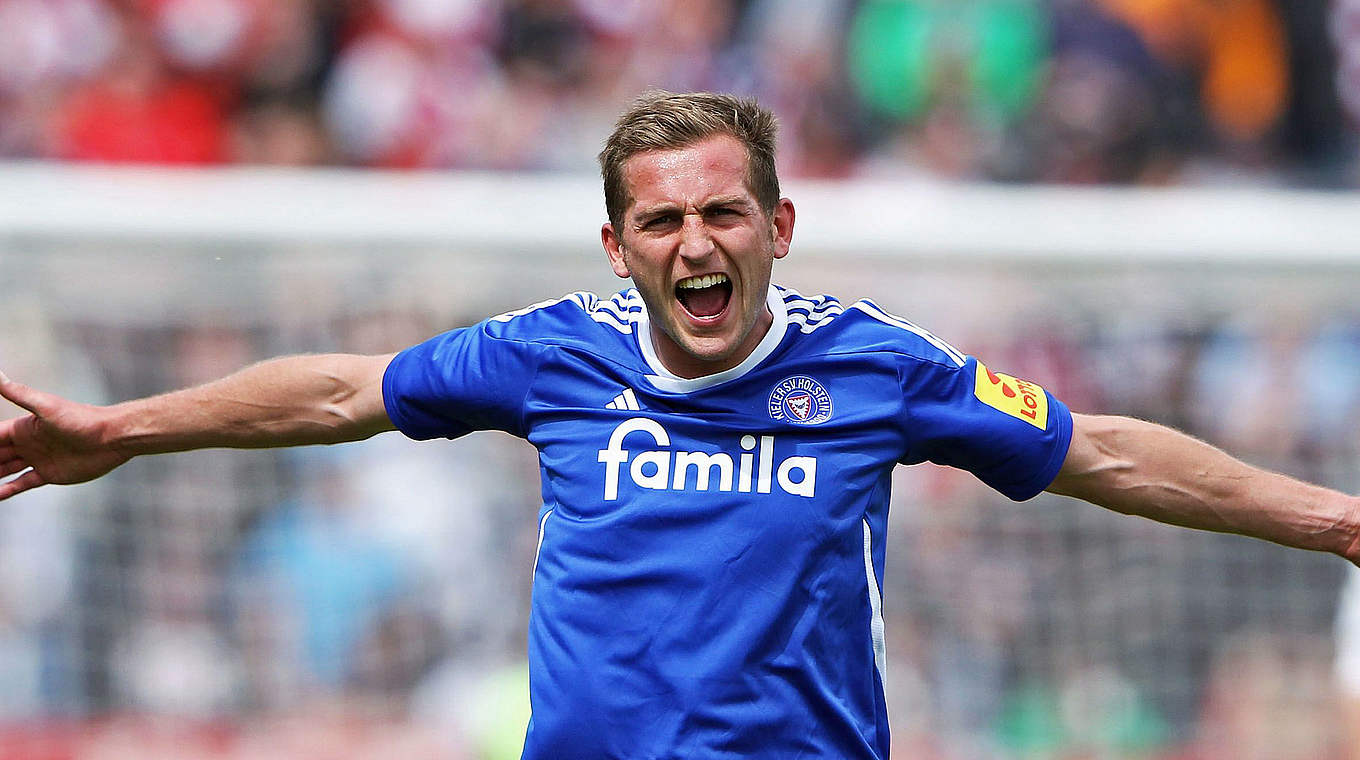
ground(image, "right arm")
xmin=0 ymin=352 xmax=396 ymax=500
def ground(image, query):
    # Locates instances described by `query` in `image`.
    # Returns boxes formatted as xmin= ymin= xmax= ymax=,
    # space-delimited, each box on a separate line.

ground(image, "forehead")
xmin=620 ymin=134 xmax=754 ymax=213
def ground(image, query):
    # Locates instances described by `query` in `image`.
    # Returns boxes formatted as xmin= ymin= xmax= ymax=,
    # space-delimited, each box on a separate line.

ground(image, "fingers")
xmin=0 ymin=371 xmax=58 ymax=417
xmin=0 ymin=372 xmax=15 ymax=435
xmin=0 ymin=392 xmax=43 ymax=499
xmin=0 ymin=458 xmax=27 ymax=479
xmin=0 ymin=412 xmax=26 ymax=447
xmin=0 ymin=468 xmax=43 ymax=501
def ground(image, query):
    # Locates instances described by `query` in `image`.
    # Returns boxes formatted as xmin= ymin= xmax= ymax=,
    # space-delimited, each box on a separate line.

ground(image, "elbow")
xmin=1049 ymin=414 xmax=1138 ymax=504
xmin=1050 ymin=414 xmax=1209 ymax=517
xmin=315 ymin=354 xmax=392 ymax=441
xmin=320 ymin=383 xmax=373 ymax=439
xmin=1341 ymin=498 xmax=1360 ymax=565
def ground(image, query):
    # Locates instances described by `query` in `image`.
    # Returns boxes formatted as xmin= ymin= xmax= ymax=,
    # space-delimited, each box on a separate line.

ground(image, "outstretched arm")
xmin=0 ymin=353 xmax=396 ymax=501
xmin=1047 ymin=413 xmax=1360 ymax=563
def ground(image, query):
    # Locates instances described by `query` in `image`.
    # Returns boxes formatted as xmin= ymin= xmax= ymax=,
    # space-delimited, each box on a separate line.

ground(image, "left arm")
xmin=1047 ymin=413 xmax=1360 ymax=563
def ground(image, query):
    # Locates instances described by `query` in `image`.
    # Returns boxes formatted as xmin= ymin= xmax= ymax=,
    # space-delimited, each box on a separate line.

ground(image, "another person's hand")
xmin=0 ymin=371 xmax=130 ymax=500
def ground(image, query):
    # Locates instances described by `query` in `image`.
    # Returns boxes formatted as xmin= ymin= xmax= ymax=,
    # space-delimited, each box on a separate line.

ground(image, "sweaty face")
xmin=602 ymin=134 xmax=794 ymax=379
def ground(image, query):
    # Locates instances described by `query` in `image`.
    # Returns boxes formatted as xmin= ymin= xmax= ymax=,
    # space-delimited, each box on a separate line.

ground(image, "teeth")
xmin=677 ymin=273 xmax=729 ymax=290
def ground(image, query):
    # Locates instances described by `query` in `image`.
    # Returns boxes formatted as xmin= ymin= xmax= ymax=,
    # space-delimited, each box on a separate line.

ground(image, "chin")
xmin=680 ymin=339 xmax=738 ymax=363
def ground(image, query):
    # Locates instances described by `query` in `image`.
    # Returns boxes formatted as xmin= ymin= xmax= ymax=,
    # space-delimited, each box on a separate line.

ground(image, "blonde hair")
xmin=599 ymin=90 xmax=780 ymax=228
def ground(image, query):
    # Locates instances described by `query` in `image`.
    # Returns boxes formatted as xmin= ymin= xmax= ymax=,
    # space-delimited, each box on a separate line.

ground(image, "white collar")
xmin=637 ymin=285 xmax=787 ymax=393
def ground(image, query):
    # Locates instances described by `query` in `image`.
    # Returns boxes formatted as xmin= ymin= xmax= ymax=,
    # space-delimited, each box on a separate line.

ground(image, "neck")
xmin=650 ymin=307 xmax=775 ymax=380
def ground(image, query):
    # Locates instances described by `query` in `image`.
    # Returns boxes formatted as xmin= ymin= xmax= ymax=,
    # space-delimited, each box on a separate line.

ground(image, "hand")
xmin=0 ymin=371 xmax=131 ymax=501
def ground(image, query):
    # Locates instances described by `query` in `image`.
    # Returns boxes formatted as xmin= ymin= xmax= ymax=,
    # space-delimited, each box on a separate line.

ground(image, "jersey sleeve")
xmin=901 ymin=355 xmax=1073 ymax=501
xmin=382 ymin=321 xmax=546 ymax=440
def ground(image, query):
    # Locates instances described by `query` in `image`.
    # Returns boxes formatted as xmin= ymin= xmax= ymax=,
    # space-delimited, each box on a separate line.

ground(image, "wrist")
xmin=96 ymin=400 xmax=148 ymax=460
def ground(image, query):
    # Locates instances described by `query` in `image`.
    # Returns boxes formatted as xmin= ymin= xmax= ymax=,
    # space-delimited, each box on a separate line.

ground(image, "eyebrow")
xmin=632 ymin=195 xmax=755 ymax=219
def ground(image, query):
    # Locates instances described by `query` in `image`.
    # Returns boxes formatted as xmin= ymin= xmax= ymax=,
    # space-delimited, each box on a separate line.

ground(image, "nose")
xmin=677 ymin=213 xmax=715 ymax=262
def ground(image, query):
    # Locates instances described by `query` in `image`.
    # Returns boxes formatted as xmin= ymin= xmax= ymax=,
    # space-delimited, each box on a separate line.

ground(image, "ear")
xmin=771 ymin=198 xmax=795 ymax=260
xmin=602 ymin=222 xmax=631 ymax=279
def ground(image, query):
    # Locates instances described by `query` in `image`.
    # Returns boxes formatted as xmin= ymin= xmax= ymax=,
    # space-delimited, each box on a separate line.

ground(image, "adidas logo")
xmin=606 ymin=388 xmax=641 ymax=411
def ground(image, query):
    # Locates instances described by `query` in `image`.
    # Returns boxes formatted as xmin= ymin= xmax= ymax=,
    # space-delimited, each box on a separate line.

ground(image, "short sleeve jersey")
xmin=383 ymin=285 xmax=1073 ymax=760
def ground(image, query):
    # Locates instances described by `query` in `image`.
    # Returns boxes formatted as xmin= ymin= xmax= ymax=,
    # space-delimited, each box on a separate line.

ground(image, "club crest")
xmin=768 ymin=375 xmax=832 ymax=425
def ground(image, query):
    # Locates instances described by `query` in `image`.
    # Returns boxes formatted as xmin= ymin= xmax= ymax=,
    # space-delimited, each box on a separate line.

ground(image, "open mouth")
xmin=676 ymin=273 xmax=733 ymax=320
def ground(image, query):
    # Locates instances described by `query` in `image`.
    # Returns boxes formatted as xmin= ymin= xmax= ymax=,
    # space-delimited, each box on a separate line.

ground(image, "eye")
xmin=641 ymin=213 xmax=678 ymax=231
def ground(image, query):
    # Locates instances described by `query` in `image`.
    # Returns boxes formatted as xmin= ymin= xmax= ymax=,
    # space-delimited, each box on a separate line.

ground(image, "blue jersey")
xmin=383 ymin=285 xmax=1072 ymax=760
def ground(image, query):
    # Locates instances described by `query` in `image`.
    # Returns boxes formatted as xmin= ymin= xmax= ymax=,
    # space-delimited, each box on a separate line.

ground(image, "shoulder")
xmin=481 ymin=290 xmax=642 ymax=345
xmin=776 ymin=286 xmax=967 ymax=371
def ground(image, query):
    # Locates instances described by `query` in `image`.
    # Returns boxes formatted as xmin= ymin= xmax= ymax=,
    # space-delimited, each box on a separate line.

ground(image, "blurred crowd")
xmin=1 ymin=0 xmax=1359 ymax=185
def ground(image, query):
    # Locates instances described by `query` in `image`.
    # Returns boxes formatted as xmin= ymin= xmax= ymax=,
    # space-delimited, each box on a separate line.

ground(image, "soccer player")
xmin=1 ymin=92 xmax=1357 ymax=759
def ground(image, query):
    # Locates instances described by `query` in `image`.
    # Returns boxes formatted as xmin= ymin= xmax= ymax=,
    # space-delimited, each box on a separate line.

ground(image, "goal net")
xmin=2 ymin=164 xmax=1358 ymax=759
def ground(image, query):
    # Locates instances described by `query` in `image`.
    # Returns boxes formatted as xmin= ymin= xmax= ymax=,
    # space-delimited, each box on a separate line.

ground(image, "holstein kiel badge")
xmin=768 ymin=375 xmax=833 ymax=425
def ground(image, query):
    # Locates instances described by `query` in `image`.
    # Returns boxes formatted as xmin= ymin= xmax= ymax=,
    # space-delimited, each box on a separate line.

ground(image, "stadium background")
xmin=3 ymin=0 xmax=1360 ymax=758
